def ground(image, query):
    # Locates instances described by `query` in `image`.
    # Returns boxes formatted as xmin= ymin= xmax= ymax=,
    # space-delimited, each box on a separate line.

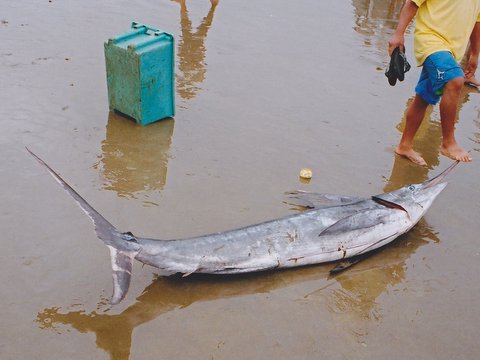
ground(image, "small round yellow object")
xmin=299 ymin=168 xmax=312 ymax=179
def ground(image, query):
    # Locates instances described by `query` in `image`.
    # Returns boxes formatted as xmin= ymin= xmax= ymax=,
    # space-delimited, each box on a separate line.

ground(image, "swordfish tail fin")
xmin=27 ymin=147 xmax=141 ymax=304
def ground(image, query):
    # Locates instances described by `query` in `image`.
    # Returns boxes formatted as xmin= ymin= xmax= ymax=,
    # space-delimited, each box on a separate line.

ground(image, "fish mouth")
xmin=423 ymin=161 xmax=459 ymax=189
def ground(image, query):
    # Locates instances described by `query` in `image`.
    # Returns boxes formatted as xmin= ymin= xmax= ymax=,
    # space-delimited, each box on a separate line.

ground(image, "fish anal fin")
xmin=329 ymin=258 xmax=362 ymax=275
xmin=182 ymin=270 xmax=196 ymax=277
xmin=108 ymin=246 xmax=139 ymax=305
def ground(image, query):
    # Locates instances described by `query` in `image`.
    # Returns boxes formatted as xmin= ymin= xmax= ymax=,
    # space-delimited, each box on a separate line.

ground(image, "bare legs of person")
xmin=439 ymin=77 xmax=472 ymax=162
xmin=395 ymin=95 xmax=429 ymax=166
xmin=463 ymin=45 xmax=480 ymax=87
xmin=395 ymin=76 xmax=472 ymax=165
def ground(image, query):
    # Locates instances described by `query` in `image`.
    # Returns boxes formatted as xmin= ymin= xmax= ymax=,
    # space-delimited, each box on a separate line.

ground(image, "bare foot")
xmin=440 ymin=144 xmax=472 ymax=162
xmin=465 ymin=76 xmax=480 ymax=88
xmin=395 ymin=146 xmax=427 ymax=166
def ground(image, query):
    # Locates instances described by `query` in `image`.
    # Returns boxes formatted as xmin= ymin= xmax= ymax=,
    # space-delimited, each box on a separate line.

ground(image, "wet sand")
xmin=2 ymin=1 xmax=480 ymax=359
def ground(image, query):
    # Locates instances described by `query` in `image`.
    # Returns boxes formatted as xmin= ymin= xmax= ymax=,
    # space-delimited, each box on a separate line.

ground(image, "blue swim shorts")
xmin=415 ymin=51 xmax=464 ymax=105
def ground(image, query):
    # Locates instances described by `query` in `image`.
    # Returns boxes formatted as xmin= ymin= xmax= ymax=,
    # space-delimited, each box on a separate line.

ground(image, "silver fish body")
xmin=27 ymin=147 xmax=457 ymax=304
xmin=135 ymin=199 xmax=410 ymax=275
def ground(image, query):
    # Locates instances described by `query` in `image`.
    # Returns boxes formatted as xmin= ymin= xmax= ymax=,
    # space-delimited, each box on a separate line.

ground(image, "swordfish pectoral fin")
xmin=319 ymin=208 xmax=394 ymax=237
xmin=108 ymin=246 xmax=140 ymax=305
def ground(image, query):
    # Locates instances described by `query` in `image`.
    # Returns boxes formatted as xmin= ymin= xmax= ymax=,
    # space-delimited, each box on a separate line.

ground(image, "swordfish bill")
xmin=27 ymin=148 xmax=458 ymax=304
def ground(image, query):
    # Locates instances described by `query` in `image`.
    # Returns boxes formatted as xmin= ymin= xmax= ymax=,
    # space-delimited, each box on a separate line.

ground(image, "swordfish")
xmin=27 ymin=148 xmax=458 ymax=304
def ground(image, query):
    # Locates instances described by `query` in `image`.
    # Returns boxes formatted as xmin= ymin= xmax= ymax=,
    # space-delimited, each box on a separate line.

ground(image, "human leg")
xmin=411 ymin=51 xmax=472 ymax=163
xmin=395 ymin=94 xmax=429 ymax=166
xmin=439 ymin=76 xmax=472 ymax=162
xmin=394 ymin=62 xmax=435 ymax=166
xmin=463 ymin=44 xmax=480 ymax=87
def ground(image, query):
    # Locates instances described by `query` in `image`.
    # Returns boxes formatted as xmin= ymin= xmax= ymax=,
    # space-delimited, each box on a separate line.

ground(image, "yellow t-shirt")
xmin=412 ymin=0 xmax=480 ymax=65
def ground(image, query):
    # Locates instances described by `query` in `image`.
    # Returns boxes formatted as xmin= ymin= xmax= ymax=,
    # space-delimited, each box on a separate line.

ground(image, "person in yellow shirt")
xmin=388 ymin=0 xmax=480 ymax=165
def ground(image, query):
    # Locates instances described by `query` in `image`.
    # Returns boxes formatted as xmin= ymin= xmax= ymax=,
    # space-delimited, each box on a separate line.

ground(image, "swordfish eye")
xmin=122 ymin=231 xmax=137 ymax=242
xmin=408 ymin=185 xmax=416 ymax=191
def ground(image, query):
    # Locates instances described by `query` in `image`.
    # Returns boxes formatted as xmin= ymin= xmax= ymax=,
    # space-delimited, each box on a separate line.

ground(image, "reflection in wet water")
xmin=466 ymin=87 xmax=480 ymax=152
xmin=36 ymin=270 xmax=330 ymax=360
xmin=96 ymin=0 xmax=220 ymax=198
xmin=351 ymin=0 xmax=406 ymax=52
xmin=472 ymin=117 xmax=480 ymax=151
xmin=96 ymin=112 xmax=174 ymax=199
xmin=174 ymin=0 xmax=219 ymax=100
xmin=326 ymin=220 xmax=439 ymax=322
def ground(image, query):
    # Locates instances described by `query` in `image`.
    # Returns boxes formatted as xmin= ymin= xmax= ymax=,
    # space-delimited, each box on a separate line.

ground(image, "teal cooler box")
xmin=105 ymin=22 xmax=175 ymax=125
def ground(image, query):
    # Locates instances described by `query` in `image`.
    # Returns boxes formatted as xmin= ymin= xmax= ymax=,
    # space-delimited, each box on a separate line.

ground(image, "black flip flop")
xmin=385 ymin=47 xmax=399 ymax=86
xmin=394 ymin=47 xmax=410 ymax=82
xmin=385 ymin=47 xmax=411 ymax=86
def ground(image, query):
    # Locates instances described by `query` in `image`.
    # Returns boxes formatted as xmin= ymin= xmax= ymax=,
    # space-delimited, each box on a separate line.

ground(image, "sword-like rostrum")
xmin=27 ymin=148 xmax=458 ymax=304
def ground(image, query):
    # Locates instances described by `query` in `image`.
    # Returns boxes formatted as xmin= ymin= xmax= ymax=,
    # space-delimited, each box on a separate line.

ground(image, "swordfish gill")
xmin=27 ymin=148 xmax=458 ymax=304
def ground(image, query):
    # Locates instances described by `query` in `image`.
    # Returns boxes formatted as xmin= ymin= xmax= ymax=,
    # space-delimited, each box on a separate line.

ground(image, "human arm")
xmin=388 ymin=0 xmax=419 ymax=55
xmin=464 ymin=22 xmax=480 ymax=80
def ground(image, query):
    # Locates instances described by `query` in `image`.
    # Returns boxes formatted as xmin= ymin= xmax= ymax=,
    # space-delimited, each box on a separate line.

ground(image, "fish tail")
xmin=27 ymin=147 xmax=140 ymax=305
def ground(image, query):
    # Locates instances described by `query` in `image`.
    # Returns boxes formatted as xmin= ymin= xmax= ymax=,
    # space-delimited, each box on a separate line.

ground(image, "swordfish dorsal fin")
xmin=284 ymin=191 xmax=365 ymax=210
xmin=27 ymin=148 xmax=140 ymax=304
